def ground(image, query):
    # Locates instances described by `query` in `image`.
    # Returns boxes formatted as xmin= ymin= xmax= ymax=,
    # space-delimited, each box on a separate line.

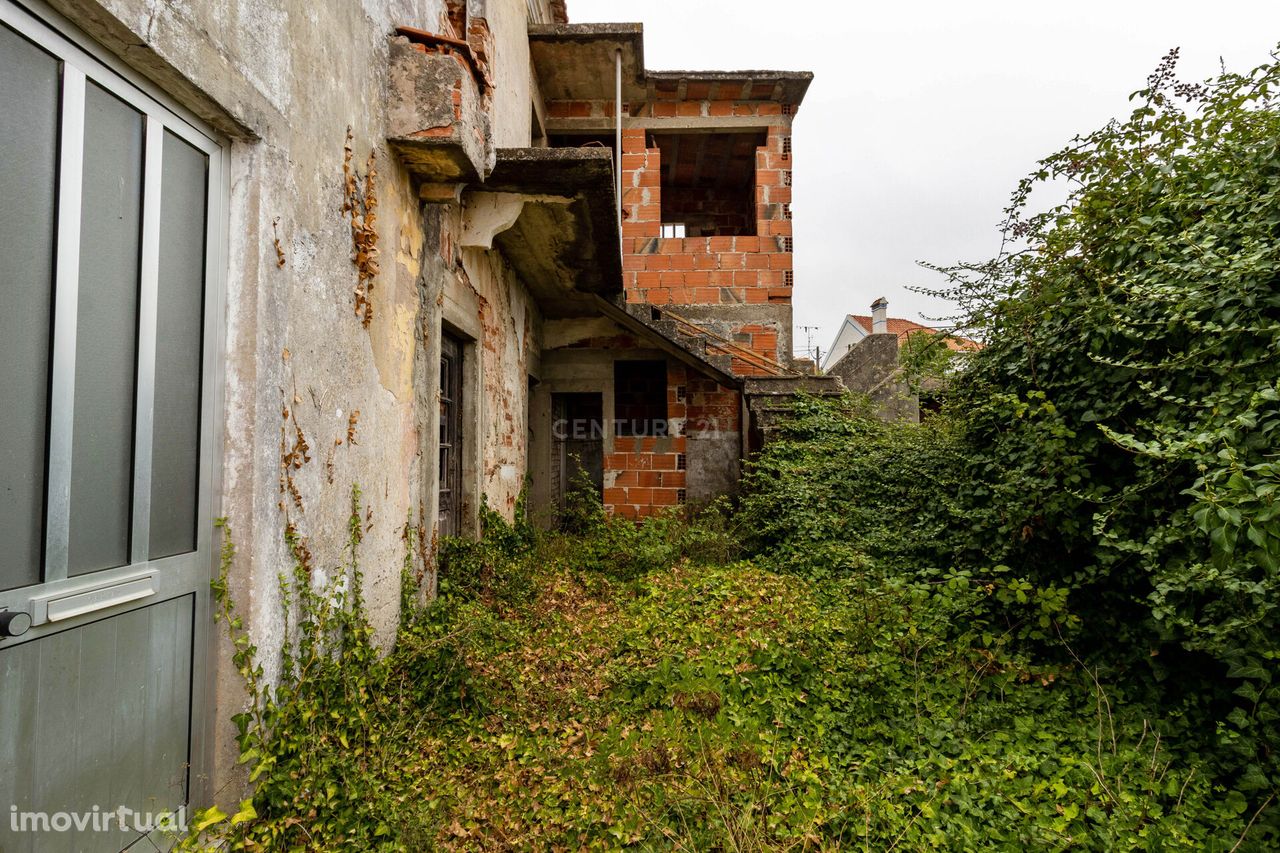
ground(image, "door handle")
xmin=0 ymin=610 xmax=32 ymax=638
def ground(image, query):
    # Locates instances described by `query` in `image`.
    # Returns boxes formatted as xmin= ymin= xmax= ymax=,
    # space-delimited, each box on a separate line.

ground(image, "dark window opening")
xmin=614 ymin=360 xmax=667 ymax=437
xmin=649 ymin=130 xmax=766 ymax=238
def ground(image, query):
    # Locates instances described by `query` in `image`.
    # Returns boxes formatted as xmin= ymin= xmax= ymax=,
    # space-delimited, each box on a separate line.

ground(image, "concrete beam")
xmin=546 ymin=116 xmax=791 ymax=134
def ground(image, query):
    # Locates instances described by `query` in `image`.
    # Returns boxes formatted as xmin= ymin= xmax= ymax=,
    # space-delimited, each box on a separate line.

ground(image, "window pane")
xmin=69 ymin=83 xmax=144 ymax=576
xmin=149 ymin=132 xmax=208 ymax=559
xmin=614 ymin=360 xmax=668 ymax=437
xmin=0 ymin=25 xmax=59 ymax=591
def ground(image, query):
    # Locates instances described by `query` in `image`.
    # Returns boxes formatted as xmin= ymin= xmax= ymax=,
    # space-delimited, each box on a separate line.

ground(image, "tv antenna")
xmin=799 ymin=325 xmax=821 ymax=373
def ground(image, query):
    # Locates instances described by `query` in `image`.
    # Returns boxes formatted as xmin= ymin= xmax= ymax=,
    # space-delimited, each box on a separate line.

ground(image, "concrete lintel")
xmin=546 ymin=116 xmax=790 ymax=134
xmin=420 ymin=183 xmax=465 ymax=204
xmin=743 ymin=375 xmax=846 ymax=398
xmin=647 ymin=70 xmax=813 ymax=105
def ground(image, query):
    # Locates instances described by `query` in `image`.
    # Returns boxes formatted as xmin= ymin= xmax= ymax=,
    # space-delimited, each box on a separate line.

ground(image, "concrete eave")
xmin=647 ymin=70 xmax=813 ymax=106
xmin=528 ymin=23 xmax=647 ymax=101
xmin=470 ymin=147 xmax=623 ymax=313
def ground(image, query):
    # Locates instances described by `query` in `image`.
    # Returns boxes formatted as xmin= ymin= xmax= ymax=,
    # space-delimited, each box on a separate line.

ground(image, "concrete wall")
xmin=826 ymin=333 xmax=920 ymax=423
xmin=41 ymin=0 xmax=550 ymax=804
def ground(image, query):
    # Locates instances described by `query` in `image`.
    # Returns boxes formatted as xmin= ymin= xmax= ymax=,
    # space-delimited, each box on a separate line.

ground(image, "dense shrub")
xmin=919 ymin=49 xmax=1280 ymax=803
xmin=191 ymin=473 xmax=1272 ymax=850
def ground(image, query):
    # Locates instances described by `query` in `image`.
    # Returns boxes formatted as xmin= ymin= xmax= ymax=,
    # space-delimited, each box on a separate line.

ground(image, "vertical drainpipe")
xmin=616 ymin=47 xmax=623 ymax=260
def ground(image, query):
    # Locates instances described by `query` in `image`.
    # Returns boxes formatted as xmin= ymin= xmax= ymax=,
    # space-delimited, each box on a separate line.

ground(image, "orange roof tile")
xmin=849 ymin=315 xmax=980 ymax=352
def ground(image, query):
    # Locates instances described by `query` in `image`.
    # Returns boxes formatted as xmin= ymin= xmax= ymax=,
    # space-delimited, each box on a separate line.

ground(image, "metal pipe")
xmin=616 ymin=47 xmax=623 ymax=257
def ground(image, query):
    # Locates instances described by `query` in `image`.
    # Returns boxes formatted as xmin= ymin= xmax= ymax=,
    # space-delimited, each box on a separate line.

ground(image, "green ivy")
xmin=908 ymin=45 xmax=1280 ymax=832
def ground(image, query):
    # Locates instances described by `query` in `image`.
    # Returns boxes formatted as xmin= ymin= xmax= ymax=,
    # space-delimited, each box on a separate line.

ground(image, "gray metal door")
xmin=0 ymin=2 xmax=224 ymax=850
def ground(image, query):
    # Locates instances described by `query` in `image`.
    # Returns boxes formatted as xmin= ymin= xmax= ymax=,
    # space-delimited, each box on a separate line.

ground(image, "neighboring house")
xmin=821 ymin=297 xmax=976 ymax=372
xmin=0 ymin=0 xmax=818 ymax=845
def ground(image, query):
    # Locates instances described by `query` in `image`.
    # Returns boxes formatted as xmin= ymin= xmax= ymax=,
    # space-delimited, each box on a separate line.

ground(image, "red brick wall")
xmin=595 ymin=360 xmax=742 ymax=519
xmin=620 ymin=125 xmax=793 ymax=306
xmin=618 ymin=123 xmax=793 ymax=368
xmin=687 ymin=374 xmax=741 ymax=436
xmin=604 ymin=361 xmax=688 ymax=519
xmin=546 ymin=101 xmax=795 ymax=368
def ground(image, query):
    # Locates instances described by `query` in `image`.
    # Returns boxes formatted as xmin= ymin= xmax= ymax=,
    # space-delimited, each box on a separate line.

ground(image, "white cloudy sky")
xmin=570 ymin=0 xmax=1280 ymax=361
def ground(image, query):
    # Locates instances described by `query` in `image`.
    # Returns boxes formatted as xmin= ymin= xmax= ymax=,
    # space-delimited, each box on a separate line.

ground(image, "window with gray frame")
xmin=0 ymin=9 xmax=222 ymax=595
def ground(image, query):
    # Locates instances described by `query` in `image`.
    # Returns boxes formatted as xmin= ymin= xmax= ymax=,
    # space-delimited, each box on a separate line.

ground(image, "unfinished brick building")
xmin=523 ymin=25 xmax=813 ymax=519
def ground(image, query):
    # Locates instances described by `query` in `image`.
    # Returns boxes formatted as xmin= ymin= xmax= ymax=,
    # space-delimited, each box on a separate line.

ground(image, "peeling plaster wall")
xmin=41 ymin=0 xmax=543 ymax=807
xmin=460 ymin=245 xmax=541 ymax=516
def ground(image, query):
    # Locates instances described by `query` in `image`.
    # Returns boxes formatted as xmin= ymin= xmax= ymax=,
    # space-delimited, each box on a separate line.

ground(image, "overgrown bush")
xmin=545 ymin=468 xmax=742 ymax=580
xmin=919 ymin=48 xmax=1280 ymax=805
xmin=190 ymin=470 xmax=1271 ymax=850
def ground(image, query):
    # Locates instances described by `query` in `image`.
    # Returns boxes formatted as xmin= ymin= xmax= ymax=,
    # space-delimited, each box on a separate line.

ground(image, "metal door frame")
xmin=0 ymin=0 xmax=228 ymax=810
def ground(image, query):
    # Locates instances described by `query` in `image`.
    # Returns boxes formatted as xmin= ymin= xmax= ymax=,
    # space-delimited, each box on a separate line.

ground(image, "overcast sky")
xmin=571 ymin=0 xmax=1280 ymax=361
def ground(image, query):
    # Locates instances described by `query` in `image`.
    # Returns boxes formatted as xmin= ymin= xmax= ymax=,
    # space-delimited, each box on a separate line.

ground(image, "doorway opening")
xmin=438 ymin=333 xmax=464 ymax=537
xmin=551 ymin=392 xmax=603 ymax=511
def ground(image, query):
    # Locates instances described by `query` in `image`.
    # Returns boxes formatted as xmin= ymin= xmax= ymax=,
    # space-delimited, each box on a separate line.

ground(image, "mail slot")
xmin=28 ymin=572 xmax=158 ymax=626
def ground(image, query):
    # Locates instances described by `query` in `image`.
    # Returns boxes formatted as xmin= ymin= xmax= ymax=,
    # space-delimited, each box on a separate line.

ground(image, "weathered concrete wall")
xmin=46 ymin=0 xmax=548 ymax=807
xmin=826 ymin=333 xmax=920 ymax=423
xmin=685 ymin=375 xmax=742 ymax=505
xmin=743 ymin=374 xmax=846 ymax=449
xmin=485 ymin=0 xmax=535 ymax=147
